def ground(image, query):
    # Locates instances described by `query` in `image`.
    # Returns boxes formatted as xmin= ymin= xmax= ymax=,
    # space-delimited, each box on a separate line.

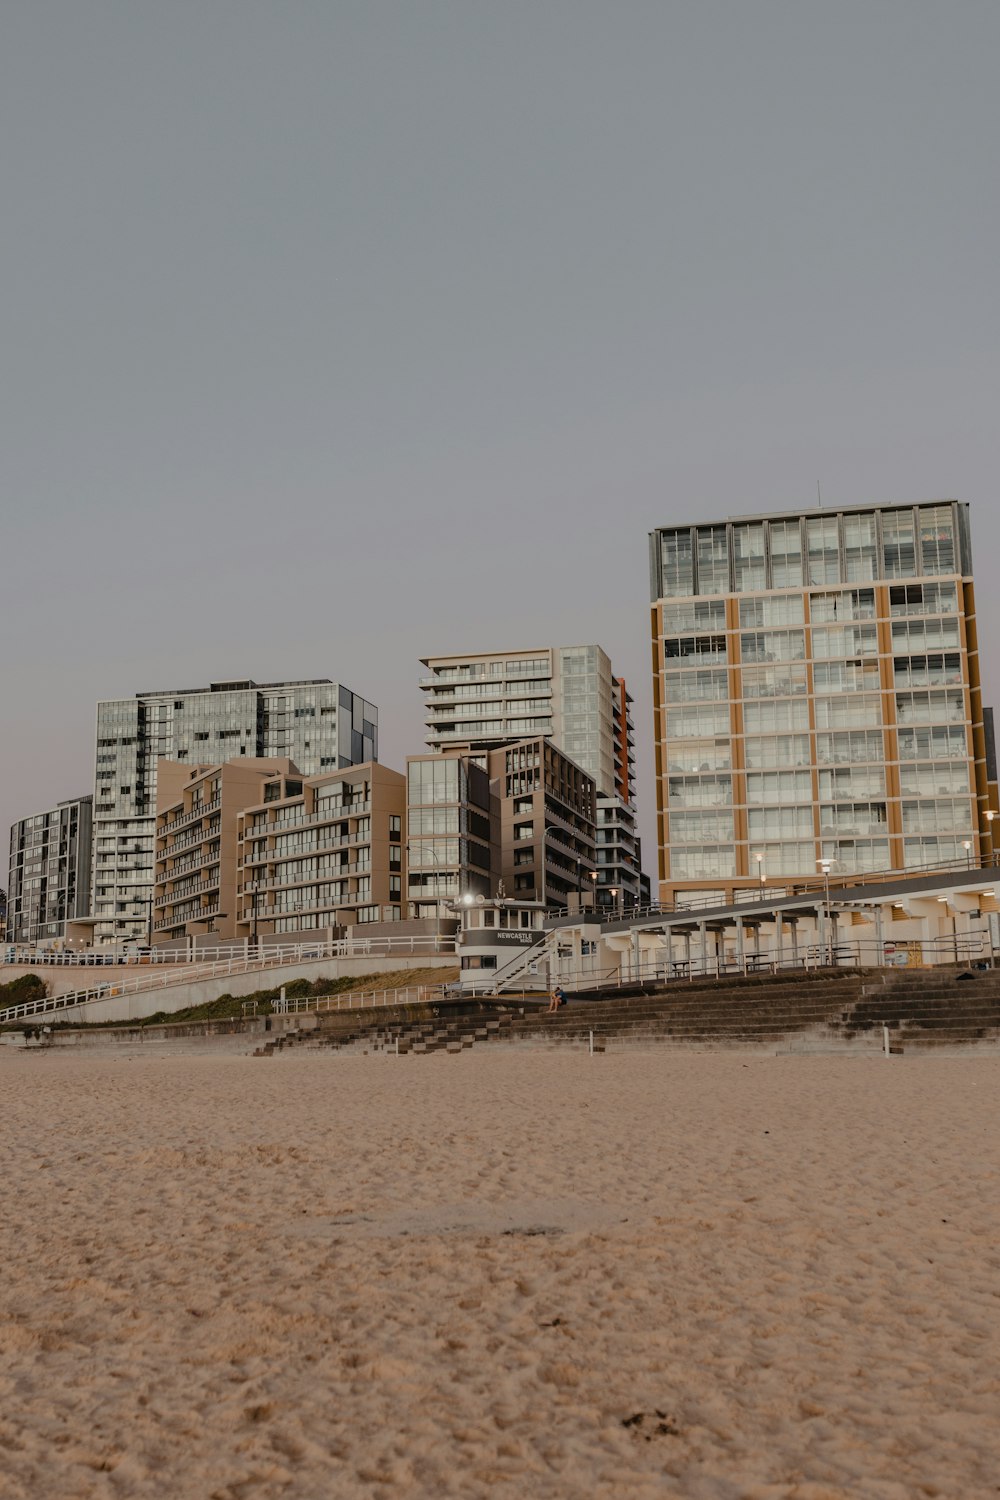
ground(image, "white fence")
xmin=0 ymin=934 xmax=457 ymax=1025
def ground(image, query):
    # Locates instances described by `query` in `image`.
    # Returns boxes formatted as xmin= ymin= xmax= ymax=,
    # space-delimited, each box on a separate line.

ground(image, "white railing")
xmin=280 ymin=983 xmax=446 ymax=1016
xmin=521 ymin=930 xmax=994 ymax=998
xmin=0 ymin=934 xmax=458 ymax=1025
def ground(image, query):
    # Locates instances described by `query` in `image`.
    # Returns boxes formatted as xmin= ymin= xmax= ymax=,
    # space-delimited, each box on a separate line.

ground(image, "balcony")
xmin=159 ymin=793 xmax=222 ymax=835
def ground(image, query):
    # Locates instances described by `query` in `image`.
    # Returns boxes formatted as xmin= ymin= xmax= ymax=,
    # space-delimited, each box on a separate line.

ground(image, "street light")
xmin=818 ymin=858 xmax=832 ymax=967
xmin=963 ymin=839 xmax=973 ymax=870
xmin=985 ymin=810 xmax=996 ymax=866
xmin=610 ymin=885 xmax=619 ymax=917
xmin=589 ymin=868 xmax=598 ymax=911
xmin=755 ymin=852 xmax=765 ymax=898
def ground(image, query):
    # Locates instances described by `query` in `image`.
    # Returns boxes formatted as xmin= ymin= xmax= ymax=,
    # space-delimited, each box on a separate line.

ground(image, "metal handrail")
xmin=0 ymin=933 xmax=459 ymax=1024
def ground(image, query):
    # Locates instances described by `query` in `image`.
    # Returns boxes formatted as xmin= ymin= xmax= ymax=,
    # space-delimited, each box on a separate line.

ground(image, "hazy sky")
xmin=2 ymin=1 xmax=999 ymax=870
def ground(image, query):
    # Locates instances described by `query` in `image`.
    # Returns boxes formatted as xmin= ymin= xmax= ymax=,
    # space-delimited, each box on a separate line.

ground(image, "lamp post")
xmin=146 ymin=888 xmax=154 ymax=950
xmin=406 ymin=841 xmax=447 ymax=915
xmin=818 ymin=858 xmax=832 ymax=967
xmin=755 ymin=852 xmax=765 ymax=898
xmin=985 ymin=810 xmax=996 ymax=866
xmin=963 ymin=839 xmax=973 ymax=870
xmin=610 ymin=886 xmax=619 ymax=918
xmin=589 ymin=868 xmax=598 ymax=911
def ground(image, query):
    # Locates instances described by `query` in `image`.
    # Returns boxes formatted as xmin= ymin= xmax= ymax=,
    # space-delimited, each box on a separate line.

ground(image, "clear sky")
xmin=2 ymin=1 xmax=998 ymax=871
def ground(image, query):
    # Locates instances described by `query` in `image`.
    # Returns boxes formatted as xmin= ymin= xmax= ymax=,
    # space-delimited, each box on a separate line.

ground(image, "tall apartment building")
xmin=420 ymin=645 xmax=639 ymax=904
xmin=6 ymin=795 xmax=93 ymax=946
xmin=238 ymin=761 xmax=406 ymax=937
xmin=91 ymin=678 xmax=378 ymax=945
xmin=154 ymin=759 xmax=406 ymax=944
xmin=153 ymin=758 xmax=298 ymax=943
xmin=487 ymin=738 xmax=596 ymax=906
xmin=405 ymin=754 xmax=500 ymax=917
xmin=650 ymin=501 xmax=995 ymax=906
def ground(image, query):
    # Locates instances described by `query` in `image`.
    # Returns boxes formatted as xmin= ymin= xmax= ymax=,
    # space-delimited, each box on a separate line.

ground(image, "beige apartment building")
xmin=487 ymin=738 xmax=596 ymax=907
xmin=236 ymin=762 xmax=406 ymax=939
xmin=650 ymin=500 xmax=999 ymax=908
xmin=154 ymin=759 xmax=299 ymax=942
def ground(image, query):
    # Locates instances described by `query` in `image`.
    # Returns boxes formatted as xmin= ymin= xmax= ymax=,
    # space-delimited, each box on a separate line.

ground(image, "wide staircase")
xmin=252 ymin=966 xmax=1000 ymax=1059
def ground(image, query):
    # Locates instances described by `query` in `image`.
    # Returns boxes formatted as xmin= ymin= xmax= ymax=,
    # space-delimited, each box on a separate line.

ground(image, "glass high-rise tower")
xmin=649 ymin=502 xmax=996 ymax=906
xmin=90 ymin=678 xmax=377 ymax=945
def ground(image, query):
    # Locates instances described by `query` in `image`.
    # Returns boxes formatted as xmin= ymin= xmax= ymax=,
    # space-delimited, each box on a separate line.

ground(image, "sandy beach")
xmin=1 ymin=1046 xmax=998 ymax=1499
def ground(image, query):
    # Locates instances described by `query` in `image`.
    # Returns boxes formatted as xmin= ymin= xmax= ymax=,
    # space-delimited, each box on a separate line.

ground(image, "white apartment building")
xmin=90 ymin=678 xmax=378 ymax=946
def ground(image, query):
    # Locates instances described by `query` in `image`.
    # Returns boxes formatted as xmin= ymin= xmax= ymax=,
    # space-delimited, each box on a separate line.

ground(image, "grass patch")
xmin=12 ymin=966 xmax=459 ymax=1030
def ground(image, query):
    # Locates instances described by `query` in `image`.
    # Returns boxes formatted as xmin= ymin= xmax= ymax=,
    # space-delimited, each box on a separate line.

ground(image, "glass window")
xmin=891 ymin=618 xmax=961 ymax=653
xmin=668 ymin=810 xmax=735 ymax=844
xmin=739 ymin=594 xmax=804 ymax=628
xmin=741 ymin=665 xmax=808 ymax=698
xmin=695 ymin=525 xmax=729 ymax=594
xmin=662 ymin=599 xmax=726 ymax=633
xmin=806 ymin=516 xmax=840 ymax=585
xmin=809 ymin=588 xmax=876 ymax=623
xmin=748 ymin=805 xmax=814 ymax=838
xmin=903 ymin=836 xmax=969 ymax=869
xmin=821 ymin=839 xmax=891 ymax=874
xmin=670 ymin=846 xmax=737 ymax=879
xmin=902 ymin=798 xmax=975 ymax=834
xmin=665 ymin=703 xmax=731 ymax=738
xmin=664 ymin=738 xmax=732 ymax=772
xmin=663 ymin=634 xmax=728 ymax=665
xmin=663 ymin=668 xmax=729 ymax=703
xmin=815 ymin=730 xmax=884 ymax=764
xmin=893 ymin=654 xmax=962 ymax=689
xmin=813 ymin=661 xmax=880 ymax=693
xmin=743 ymin=700 xmax=809 ymax=733
xmin=751 ymin=840 xmax=816 ymax=876
xmin=818 ymin=765 xmax=886 ymax=799
xmin=881 ymin=509 xmax=917 ymax=578
xmin=889 ymin=582 xmax=959 ymax=618
xmin=897 ymin=724 xmax=967 ymax=760
xmin=746 ymin=770 xmax=813 ymax=803
xmin=843 ymin=513 xmax=877 ymax=581
xmin=811 ymin=624 xmax=879 ymax=659
xmin=819 ymin=802 xmax=888 ymax=836
xmin=733 ymin=523 xmax=766 ymax=592
xmin=898 ymin=761 xmax=971 ymax=797
xmin=894 ymin=690 xmax=965 ymax=726
xmin=918 ymin=505 xmax=956 ymax=575
xmin=814 ymin=695 xmax=883 ymax=730
xmin=660 ymin=529 xmax=694 ymax=596
xmin=740 ymin=630 xmax=806 ymax=664
xmin=743 ymin=734 xmax=811 ymax=768
xmin=667 ymin=774 xmax=733 ymax=807
xmin=769 ymin=519 xmax=803 ymax=588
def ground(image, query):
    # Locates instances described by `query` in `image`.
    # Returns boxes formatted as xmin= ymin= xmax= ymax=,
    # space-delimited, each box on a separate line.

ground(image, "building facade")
xmin=420 ymin=645 xmax=639 ymax=905
xmin=649 ymin=501 xmax=995 ymax=906
xmin=405 ymin=754 xmax=499 ymax=918
xmin=6 ymin=796 xmax=93 ymax=946
xmin=238 ymin=761 xmax=406 ymax=938
xmin=91 ymin=678 xmax=377 ymax=946
xmin=153 ymin=759 xmax=298 ymax=943
xmin=487 ymin=738 xmax=596 ymax=907
xmin=154 ymin=759 xmax=406 ymax=944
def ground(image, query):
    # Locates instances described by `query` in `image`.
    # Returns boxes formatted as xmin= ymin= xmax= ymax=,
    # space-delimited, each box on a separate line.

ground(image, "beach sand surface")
xmin=1 ymin=1048 xmax=998 ymax=1499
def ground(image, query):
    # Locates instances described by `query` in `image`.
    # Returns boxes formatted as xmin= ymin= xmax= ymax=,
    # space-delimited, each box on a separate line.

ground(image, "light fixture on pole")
xmin=755 ymin=852 xmax=765 ymax=897
xmin=589 ymin=868 xmax=598 ymax=910
xmin=963 ymin=839 xmax=973 ymax=870
xmin=985 ymin=810 xmax=996 ymax=866
xmin=610 ymin=885 xmax=619 ymax=917
xmin=818 ymin=858 xmax=832 ymax=967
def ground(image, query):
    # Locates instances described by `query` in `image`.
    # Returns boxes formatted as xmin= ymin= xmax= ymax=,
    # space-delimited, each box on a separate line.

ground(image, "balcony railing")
xmin=159 ymin=793 xmax=222 ymax=834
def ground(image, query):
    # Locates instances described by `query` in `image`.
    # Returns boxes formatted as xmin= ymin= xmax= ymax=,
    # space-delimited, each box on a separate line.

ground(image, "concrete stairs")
xmin=251 ymin=966 xmax=1000 ymax=1059
xmin=253 ymin=1006 xmax=528 ymax=1058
